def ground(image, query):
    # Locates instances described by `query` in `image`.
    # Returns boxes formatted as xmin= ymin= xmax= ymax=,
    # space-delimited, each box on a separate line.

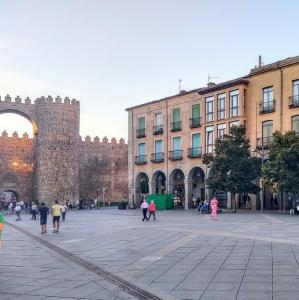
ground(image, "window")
xmin=191 ymin=104 xmax=200 ymax=127
xmin=172 ymin=136 xmax=182 ymax=158
xmin=153 ymin=140 xmax=163 ymax=161
xmin=154 ymin=140 xmax=163 ymax=154
xmin=217 ymin=124 xmax=226 ymax=139
xmin=136 ymin=116 xmax=146 ymax=137
xmin=190 ymin=133 xmax=201 ymax=157
xmin=292 ymin=80 xmax=299 ymax=106
xmin=138 ymin=143 xmax=146 ymax=156
xmin=218 ymin=93 xmax=226 ymax=120
xmin=172 ymin=108 xmax=181 ymax=131
xmin=229 ymin=90 xmax=239 ymax=117
xmin=154 ymin=113 xmax=163 ymax=134
xmin=205 ymin=96 xmax=214 ymax=122
xmin=205 ymin=126 xmax=214 ymax=154
xmin=262 ymin=121 xmax=273 ymax=146
xmin=262 ymin=87 xmax=274 ymax=112
xmin=173 ymin=136 xmax=181 ymax=151
xmin=173 ymin=108 xmax=181 ymax=122
xmin=293 ymin=80 xmax=299 ymax=97
xmin=229 ymin=120 xmax=240 ymax=127
xmin=136 ymin=143 xmax=146 ymax=164
xmin=292 ymin=115 xmax=299 ymax=133
xmin=155 ymin=113 xmax=163 ymax=126
xmin=138 ymin=117 xmax=145 ymax=129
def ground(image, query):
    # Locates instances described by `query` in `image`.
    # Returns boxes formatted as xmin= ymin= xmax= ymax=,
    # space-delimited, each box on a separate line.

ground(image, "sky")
xmin=0 ymin=0 xmax=298 ymax=139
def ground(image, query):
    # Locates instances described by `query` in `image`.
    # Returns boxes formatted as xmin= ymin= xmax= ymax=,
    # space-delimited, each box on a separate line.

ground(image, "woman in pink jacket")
xmin=210 ymin=196 xmax=218 ymax=220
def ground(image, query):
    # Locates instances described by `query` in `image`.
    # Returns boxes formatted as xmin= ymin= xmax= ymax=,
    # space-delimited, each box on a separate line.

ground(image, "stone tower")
xmin=0 ymin=95 xmax=80 ymax=204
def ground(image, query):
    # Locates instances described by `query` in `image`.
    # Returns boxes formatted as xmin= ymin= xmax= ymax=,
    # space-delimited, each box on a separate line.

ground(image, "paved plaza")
xmin=2 ymin=209 xmax=299 ymax=299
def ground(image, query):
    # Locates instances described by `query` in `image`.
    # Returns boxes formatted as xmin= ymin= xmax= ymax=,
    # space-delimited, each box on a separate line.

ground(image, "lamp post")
xmin=252 ymin=144 xmax=266 ymax=213
xmin=102 ymin=187 xmax=106 ymax=207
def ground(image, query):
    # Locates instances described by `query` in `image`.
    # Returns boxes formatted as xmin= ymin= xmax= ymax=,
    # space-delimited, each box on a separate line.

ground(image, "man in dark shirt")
xmin=38 ymin=202 xmax=49 ymax=234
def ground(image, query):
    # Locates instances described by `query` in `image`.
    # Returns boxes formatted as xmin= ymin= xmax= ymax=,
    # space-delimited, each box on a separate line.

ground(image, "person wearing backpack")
xmin=148 ymin=200 xmax=156 ymax=221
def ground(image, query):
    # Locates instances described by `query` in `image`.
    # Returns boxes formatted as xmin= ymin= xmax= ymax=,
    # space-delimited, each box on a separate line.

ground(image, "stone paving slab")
xmin=3 ymin=209 xmax=299 ymax=299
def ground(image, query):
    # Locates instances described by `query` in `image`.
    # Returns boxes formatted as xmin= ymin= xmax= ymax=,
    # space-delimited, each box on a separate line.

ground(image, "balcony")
xmin=189 ymin=117 xmax=201 ymax=128
xmin=169 ymin=150 xmax=183 ymax=161
xmin=171 ymin=121 xmax=182 ymax=132
xmin=256 ymin=137 xmax=273 ymax=150
xmin=135 ymin=155 xmax=147 ymax=165
xmin=150 ymin=152 xmax=165 ymax=163
xmin=259 ymin=100 xmax=275 ymax=114
xmin=153 ymin=125 xmax=163 ymax=135
xmin=187 ymin=147 xmax=202 ymax=158
xmin=289 ymin=95 xmax=299 ymax=108
xmin=136 ymin=128 xmax=146 ymax=138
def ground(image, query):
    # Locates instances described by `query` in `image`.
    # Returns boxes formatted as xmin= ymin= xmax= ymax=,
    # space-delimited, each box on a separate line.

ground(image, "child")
xmin=148 ymin=200 xmax=156 ymax=221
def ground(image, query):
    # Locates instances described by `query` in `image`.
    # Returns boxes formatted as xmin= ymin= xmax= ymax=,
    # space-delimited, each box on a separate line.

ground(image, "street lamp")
xmin=252 ymin=145 xmax=266 ymax=213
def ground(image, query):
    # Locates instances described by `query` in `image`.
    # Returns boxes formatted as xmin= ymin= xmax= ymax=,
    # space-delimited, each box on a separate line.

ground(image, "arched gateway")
xmin=0 ymin=95 xmax=80 ymax=204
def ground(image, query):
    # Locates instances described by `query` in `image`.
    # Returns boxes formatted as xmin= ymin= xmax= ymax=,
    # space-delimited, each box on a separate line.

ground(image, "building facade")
xmin=126 ymin=55 xmax=299 ymax=211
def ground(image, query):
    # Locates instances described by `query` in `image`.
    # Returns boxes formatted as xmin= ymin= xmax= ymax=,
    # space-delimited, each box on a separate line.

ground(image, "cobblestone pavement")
xmin=3 ymin=209 xmax=299 ymax=300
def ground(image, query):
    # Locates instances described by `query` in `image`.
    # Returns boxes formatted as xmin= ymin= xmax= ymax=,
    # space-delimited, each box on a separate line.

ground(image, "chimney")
xmin=258 ymin=55 xmax=263 ymax=67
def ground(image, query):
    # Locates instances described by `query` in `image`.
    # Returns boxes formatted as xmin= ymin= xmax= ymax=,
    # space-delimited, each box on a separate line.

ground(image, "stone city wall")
xmin=79 ymin=136 xmax=128 ymax=202
xmin=0 ymin=131 xmax=35 ymax=201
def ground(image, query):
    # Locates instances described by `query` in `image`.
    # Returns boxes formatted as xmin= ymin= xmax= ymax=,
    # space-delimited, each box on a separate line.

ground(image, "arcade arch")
xmin=151 ymin=170 xmax=166 ymax=194
xmin=135 ymin=172 xmax=149 ymax=206
xmin=187 ymin=167 xmax=205 ymax=208
xmin=169 ymin=169 xmax=185 ymax=207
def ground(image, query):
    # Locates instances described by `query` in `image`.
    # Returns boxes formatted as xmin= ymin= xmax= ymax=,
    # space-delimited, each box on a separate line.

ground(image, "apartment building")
xmin=126 ymin=55 xmax=299 ymax=211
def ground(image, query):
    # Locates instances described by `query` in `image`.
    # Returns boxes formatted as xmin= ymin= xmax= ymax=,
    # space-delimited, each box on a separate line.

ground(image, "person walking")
xmin=210 ymin=196 xmax=218 ymax=220
xmin=31 ymin=203 xmax=38 ymax=220
xmin=15 ymin=203 xmax=22 ymax=221
xmin=51 ymin=200 xmax=62 ymax=233
xmin=38 ymin=202 xmax=49 ymax=234
xmin=61 ymin=202 xmax=67 ymax=221
xmin=141 ymin=199 xmax=149 ymax=221
xmin=148 ymin=200 xmax=156 ymax=221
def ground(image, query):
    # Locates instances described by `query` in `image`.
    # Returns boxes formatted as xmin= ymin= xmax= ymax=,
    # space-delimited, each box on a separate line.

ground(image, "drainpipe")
xmin=165 ymin=100 xmax=169 ymax=193
xmin=280 ymin=67 xmax=283 ymax=132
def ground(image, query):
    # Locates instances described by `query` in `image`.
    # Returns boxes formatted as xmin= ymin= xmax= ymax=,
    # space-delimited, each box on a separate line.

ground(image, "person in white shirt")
xmin=141 ymin=199 xmax=149 ymax=221
xmin=61 ymin=203 xmax=67 ymax=221
xmin=15 ymin=204 xmax=21 ymax=221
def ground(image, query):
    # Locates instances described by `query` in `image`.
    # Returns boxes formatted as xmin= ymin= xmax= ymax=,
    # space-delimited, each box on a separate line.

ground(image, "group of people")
xmin=13 ymin=200 xmax=68 ymax=234
xmin=197 ymin=197 xmax=219 ymax=220
xmin=140 ymin=199 xmax=156 ymax=221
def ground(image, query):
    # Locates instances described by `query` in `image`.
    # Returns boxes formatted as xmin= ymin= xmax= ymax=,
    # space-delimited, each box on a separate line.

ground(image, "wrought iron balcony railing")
xmin=136 ymin=128 xmax=146 ymax=138
xmin=135 ymin=155 xmax=147 ymax=165
xmin=150 ymin=152 xmax=165 ymax=163
xmin=259 ymin=100 xmax=275 ymax=114
xmin=171 ymin=121 xmax=182 ymax=132
xmin=289 ymin=95 xmax=299 ymax=108
xmin=153 ymin=125 xmax=163 ymax=135
xmin=256 ymin=137 xmax=273 ymax=150
xmin=187 ymin=147 xmax=202 ymax=158
xmin=169 ymin=150 xmax=183 ymax=160
xmin=189 ymin=117 xmax=201 ymax=128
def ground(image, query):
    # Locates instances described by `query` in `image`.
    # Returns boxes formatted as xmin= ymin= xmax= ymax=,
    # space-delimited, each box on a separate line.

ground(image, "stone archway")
xmin=169 ymin=169 xmax=185 ymax=208
xmin=187 ymin=167 xmax=205 ymax=209
xmin=151 ymin=171 xmax=166 ymax=194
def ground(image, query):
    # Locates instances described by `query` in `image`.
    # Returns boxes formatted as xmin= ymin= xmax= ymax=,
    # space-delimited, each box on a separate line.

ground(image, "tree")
xmin=203 ymin=125 xmax=261 ymax=212
xmin=262 ymin=131 xmax=299 ymax=196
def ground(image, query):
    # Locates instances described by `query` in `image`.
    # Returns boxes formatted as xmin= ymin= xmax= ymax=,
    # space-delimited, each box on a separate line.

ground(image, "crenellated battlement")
xmin=0 ymin=130 xmax=34 ymax=140
xmin=0 ymin=94 xmax=79 ymax=106
xmin=80 ymin=135 xmax=127 ymax=146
